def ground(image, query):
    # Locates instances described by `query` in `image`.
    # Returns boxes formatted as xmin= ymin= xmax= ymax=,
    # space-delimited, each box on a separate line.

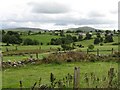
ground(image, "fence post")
xmin=15 ymin=46 xmax=18 ymax=50
xmin=19 ymin=80 xmax=22 ymax=90
xmin=6 ymin=47 xmax=8 ymax=52
xmin=31 ymin=82 xmax=37 ymax=90
xmin=87 ymin=49 xmax=89 ymax=54
xmin=73 ymin=67 xmax=80 ymax=89
xmin=36 ymin=53 xmax=38 ymax=59
xmin=97 ymin=49 xmax=99 ymax=56
xmin=108 ymin=68 xmax=114 ymax=88
xmin=39 ymin=46 xmax=41 ymax=50
xmin=111 ymin=48 xmax=114 ymax=54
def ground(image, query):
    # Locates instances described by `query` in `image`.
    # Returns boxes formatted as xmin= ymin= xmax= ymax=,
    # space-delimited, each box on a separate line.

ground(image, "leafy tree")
xmin=60 ymin=30 xmax=64 ymax=36
xmin=72 ymin=36 xmax=78 ymax=42
xmin=2 ymin=31 xmax=22 ymax=45
xmin=28 ymin=30 xmax=32 ymax=35
xmin=96 ymin=32 xmax=101 ymax=38
xmin=78 ymin=35 xmax=83 ymax=41
xmin=61 ymin=44 xmax=74 ymax=51
xmin=99 ymin=37 xmax=103 ymax=42
xmin=23 ymin=38 xmax=39 ymax=45
xmin=84 ymin=32 xmax=92 ymax=40
xmin=88 ymin=44 xmax=94 ymax=50
xmin=23 ymin=38 xmax=33 ymax=45
xmin=94 ymin=38 xmax=100 ymax=44
xmin=104 ymin=35 xmax=114 ymax=43
xmin=2 ymin=30 xmax=5 ymax=35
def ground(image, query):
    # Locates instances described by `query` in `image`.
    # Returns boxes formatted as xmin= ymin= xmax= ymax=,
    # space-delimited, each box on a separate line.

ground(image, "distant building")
xmin=78 ymin=32 xmax=86 ymax=36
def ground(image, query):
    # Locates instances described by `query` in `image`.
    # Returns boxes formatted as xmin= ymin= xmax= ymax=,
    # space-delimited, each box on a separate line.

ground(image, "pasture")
xmin=1 ymin=29 xmax=119 ymax=88
xmin=2 ymin=62 xmax=118 ymax=88
xmin=2 ymin=35 xmax=118 ymax=61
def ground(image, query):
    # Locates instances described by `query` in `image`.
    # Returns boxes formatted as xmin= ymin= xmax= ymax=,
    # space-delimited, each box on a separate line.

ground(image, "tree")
xmin=88 ymin=44 xmax=94 ymax=50
xmin=2 ymin=31 xmax=22 ymax=45
xmin=104 ymin=35 xmax=114 ymax=43
xmin=94 ymin=38 xmax=100 ymax=44
xmin=60 ymin=30 xmax=64 ymax=36
xmin=23 ymin=38 xmax=39 ymax=45
xmin=78 ymin=35 xmax=83 ymax=41
xmin=23 ymin=38 xmax=33 ymax=45
xmin=84 ymin=32 xmax=92 ymax=40
xmin=72 ymin=36 xmax=78 ymax=42
xmin=96 ymin=32 xmax=101 ymax=38
xmin=28 ymin=30 xmax=32 ymax=35
xmin=2 ymin=30 xmax=5 ymax=35
xmin=61 ymin=44 xmax=74 ymax=51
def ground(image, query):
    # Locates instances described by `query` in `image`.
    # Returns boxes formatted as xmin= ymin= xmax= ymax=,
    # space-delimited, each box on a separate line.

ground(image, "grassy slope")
xmin=21 ymin=34 xmax=61 ymax=45
xmin=2 ymin=35 xmax=118 ymax=61
xmin=2 ymin=62 xmax=118 ymax=88
xmin=75 ymin=35 xmax=118 ymax=54
xmin=2 ymin=45 xmax=60 ymax=52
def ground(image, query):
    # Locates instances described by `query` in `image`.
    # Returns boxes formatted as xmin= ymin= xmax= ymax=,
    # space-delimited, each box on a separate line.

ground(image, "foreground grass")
xmin=2 ymin=62 xmax=118 ymax=88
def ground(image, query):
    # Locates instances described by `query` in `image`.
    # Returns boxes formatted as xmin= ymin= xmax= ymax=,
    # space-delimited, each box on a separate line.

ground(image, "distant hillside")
xmin=2 ymin=27 xmax=47 ymax=31
xmin=66 ymin=26 xmax=100 ymax=32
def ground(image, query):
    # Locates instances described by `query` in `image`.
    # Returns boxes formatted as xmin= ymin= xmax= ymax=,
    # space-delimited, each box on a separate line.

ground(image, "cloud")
xmin=53 ymin=15 xmax=116 ymax=26
xmin=28 ymin=2 xmax=71 ymax=14
xmin=110 ymin=10 xmax=118 ymax=14
xmin=88 ymin=11 xmax=105 ymax=17
xmin=0 ymin=0 xmax=118 ymax=30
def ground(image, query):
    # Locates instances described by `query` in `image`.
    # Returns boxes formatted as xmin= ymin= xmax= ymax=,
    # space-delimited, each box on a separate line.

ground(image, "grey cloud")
xmin=110 ymin=10 xmax=118 ymax=14
xmin=1 ymin=12 xmax=116 ymax=29
xmin=88 ymin=11 xmax=105 ymax=17
xmin=54 ymin=17 xmax=115 ymax=26
xmin=28 ymin=2 xmax=70 ymax=14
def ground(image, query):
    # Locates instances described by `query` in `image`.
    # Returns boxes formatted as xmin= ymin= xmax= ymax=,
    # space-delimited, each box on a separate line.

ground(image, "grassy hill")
xmin=2 ymin=27 xmax=46 ymax=32
xmin=66 ymin=26 xmax=99 ymax=32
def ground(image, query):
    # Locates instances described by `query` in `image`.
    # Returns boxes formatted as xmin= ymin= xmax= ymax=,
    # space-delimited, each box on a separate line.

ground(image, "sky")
xmin=0 ymin=0 xmax=119 ymax=30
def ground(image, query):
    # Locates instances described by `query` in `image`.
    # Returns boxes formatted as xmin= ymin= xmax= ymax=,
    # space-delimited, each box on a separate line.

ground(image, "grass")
xmin=2 ymin=35 xmax=118 ymax=61
xmin=2 ymin=62 xmax=118 ymax=88
xmin=21 ymin=34 xmax=61 ymax=45
xmin=2 ymin=45 xmax=60 ymax=52
xmin=2 ymin=52 xmax=50 ymax=62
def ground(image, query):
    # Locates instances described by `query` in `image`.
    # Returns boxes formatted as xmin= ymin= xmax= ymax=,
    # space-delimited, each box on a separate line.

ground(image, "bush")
xmin=23 ymin=38 xmax=39 ymax=45
xmin=88 ymin=44 xmax=94 ymax=50
xmin=61 ymin=44 xmax=74 ymax=51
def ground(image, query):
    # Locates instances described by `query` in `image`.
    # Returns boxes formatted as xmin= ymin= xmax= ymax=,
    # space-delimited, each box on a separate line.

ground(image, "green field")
xmin=2 ymin=45 xmax=60 ymax=52
xmin=21 ymin=34 xmax=61 ymax=45
xmin=2 ymin=30 xmax=119 ymax=88
xmin=3 ymin=52 xmax=50 ymax=62
xmin=2 ymin=35 xmax=118 ymax=61
xmin=2 ymin=62 xmax=118 ymax=88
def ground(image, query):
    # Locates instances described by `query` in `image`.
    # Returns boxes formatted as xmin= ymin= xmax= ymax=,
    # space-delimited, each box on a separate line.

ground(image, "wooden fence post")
xmin=19 ymin=80 xmax=22 ymax=90
xmin=39 ymin=46 xmax=41 ymax=50
xmin=15 ymin=46 xmax=18 ymax=50
xmin=87 ymin=49 xmax=89 ymax=54
xmin=111 ymin=48 xmax=114 ymax=54
xmin=36 ymin=53 xmax=38 ymax=59
xmin=73 ymin=67 xmax=80 ymax=89
xmin=97 ymin=49 xmax=99 ymax=56
xmin=31 ymin=82 xmax=37 ymax=90
xmin=6 ymin=47 xmax=8 ymax=52
xmin=108 ymin=68 xmax=114 ymax=88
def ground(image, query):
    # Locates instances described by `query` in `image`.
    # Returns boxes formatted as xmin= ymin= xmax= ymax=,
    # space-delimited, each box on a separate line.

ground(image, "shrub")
xmin=88 ymin=44 xmax=94 ymax=50
xmin=23 ymin=38 xmax=39 ymax=45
